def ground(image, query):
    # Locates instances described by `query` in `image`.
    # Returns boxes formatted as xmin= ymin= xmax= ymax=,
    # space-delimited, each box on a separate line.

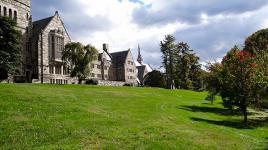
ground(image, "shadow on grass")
xmin=179 ymin=105 xmax=256 ymax=116
xmin=190 ymin=117 xmax=268 ymax=129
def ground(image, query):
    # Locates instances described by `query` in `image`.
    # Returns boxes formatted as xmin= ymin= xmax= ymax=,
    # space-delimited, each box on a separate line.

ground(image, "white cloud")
xmin=32 ymin=0 xmax=268 ymax=69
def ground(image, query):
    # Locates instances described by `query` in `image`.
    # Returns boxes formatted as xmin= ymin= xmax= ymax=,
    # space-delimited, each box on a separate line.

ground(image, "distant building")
xmin=90 ymin=44 xmax=137 ymax=85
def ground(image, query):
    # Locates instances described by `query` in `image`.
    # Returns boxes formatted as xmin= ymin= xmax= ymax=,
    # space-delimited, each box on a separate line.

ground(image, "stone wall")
xmin=97 ymin=80 xmax=126 ymax=86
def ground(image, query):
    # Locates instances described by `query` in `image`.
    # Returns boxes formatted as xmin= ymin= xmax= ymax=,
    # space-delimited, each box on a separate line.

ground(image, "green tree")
xmin=205 ymin=62 xmax=223 ymax=104
xmin=160 ymin=35 xmax=177 ymax=89
xmin=176 ymin=42 xmax=201 ymax=90
xmin=143 ymin=70 xmax=165 ymax=88
xmin=62 ymin=42 xmax=98 ymax=84
xmin=0 ymin=16 xmax=22 ymax=80
xmin=244 ymin=28 xmax=268 ymax=54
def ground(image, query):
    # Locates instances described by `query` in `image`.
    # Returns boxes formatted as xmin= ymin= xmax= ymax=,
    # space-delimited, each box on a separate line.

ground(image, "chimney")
xmin=103 ymin=43 xmax=109 ymax=53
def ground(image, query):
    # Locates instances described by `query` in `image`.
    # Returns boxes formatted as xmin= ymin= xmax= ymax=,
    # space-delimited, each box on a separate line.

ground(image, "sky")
xmin=31 ymin=0 xmax=268 ymax=69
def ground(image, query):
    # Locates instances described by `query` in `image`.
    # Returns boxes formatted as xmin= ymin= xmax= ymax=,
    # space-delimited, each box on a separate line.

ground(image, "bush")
xmin=85 ymin=79 xmax=97 ymax=85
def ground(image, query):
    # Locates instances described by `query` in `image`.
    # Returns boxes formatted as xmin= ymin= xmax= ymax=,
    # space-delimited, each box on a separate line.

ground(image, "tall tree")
xmin=160 ymin=35 xmax=177 ymax=89
xmin=0 ymin=16 xmax=22 ymax=80
xmin=62 ymin=42 xmax=98 ymax=84
xmin=244 ymin=28 xmax=268 ymax=54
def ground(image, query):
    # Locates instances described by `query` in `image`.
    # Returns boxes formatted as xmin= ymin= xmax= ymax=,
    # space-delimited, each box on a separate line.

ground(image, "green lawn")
xmin=0 ymin=84 xmax=267 ymax=150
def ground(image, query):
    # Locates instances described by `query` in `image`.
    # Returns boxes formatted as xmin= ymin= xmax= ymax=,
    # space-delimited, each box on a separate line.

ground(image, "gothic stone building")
xmin=0 ymin=0 xmax=140 ymax=85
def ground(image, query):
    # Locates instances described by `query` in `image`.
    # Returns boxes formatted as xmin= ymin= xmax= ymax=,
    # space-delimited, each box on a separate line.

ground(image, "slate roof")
xmin=110 ymin=50 xmax=129 ymax=67
xmin=137 ymin=65 xmax=146 ymax=81
xmin=32 ymin=16 xmax=54 ymax=36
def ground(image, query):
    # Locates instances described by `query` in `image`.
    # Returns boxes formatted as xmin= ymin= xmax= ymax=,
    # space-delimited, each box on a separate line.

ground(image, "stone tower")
xmin=0 ymin=0 xmax=31 ymax=33
xmin=137 ymin=44 xmax=143 ymax=65
xmin=0 ymin=0 xmax=32 ymax=82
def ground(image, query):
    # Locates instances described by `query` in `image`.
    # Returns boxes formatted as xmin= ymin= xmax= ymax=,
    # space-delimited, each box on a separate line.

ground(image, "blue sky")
xmin=31 ymin=0 xmax=268 ymax=69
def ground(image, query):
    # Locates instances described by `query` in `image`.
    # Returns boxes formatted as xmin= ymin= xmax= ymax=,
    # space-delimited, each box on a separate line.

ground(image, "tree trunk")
xmin=78 ymin=78 xmax=82 ymax=84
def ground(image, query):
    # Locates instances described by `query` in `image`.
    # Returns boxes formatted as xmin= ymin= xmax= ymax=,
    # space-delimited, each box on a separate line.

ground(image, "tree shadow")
xmin=190 ymin=117 xmax=268 ymax=129
xmin=179 ymin=105 xmax=256 ymax=116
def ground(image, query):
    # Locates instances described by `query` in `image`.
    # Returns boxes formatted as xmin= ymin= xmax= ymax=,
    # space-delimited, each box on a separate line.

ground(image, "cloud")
xmin=31 ymin=0 xmax=268 ymax=69
xmin=132 ymin=0 xmax=268 ymax=27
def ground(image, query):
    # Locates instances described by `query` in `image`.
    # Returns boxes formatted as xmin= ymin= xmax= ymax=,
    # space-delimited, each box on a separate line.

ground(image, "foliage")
xmin=143 ymin=70 xmax=165 ymax=88
xmin=62 ymin=42 xmax=98 ymax=84
xmin=215 ymin=46 xmax=268 ymax=122
xmin=244 ymin=28 xmax=268 ymax=54
xmin=160 ymin=35 xmax=177 ymax=89
xmin=0 ymin=16 xmax=22 ymax=79
xmin=205 ymin=62 xmax=223 ymax=104
xmin=160 ymin=35 xmax=203 ymax=90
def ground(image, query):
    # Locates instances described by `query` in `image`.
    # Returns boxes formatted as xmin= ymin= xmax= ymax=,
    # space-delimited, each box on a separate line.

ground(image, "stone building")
xmin=30 ymin=11 xmax=73 ymax=84
xmin=90 ymin=44 xmax=137 ymax=85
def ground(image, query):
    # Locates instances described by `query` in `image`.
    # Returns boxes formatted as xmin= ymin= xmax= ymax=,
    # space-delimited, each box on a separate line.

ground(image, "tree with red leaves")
xmin=219 ymin=46 xmax=268 ymax=123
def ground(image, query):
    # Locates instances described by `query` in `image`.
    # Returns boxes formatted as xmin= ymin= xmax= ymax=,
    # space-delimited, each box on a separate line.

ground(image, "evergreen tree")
xmin=160 ymin=35 xmax=177 ymax=89
xmin=0 ymin=16 xmax=22 ymax=80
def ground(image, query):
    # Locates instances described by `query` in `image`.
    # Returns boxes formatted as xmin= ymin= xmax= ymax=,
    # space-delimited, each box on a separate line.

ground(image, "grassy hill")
xmin=0 ymin=84 xmax=267 ymax=150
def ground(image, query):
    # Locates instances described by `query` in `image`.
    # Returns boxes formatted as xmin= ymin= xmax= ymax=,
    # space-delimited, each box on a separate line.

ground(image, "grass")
xmin=0 ymin=84 xmax=267 ymax=150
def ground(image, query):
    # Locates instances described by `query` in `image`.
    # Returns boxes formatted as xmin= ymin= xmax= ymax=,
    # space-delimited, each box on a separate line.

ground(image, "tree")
xmin=160 ymin=35 xmax=177 ymax=89
xmin=205 ymin=62 xmax=223 ymax=104
xmin=244 ymin=28 xmax=268 ymax=54
xmin=218 ymin=46 xmax=268 ymax=123
xmin=62 ymin=42 xmax=98 ymax=84
xmin=0 ymin=16 xmax=22 ymax=80
xmin=143 ymin=70 xmax=165 ymax=88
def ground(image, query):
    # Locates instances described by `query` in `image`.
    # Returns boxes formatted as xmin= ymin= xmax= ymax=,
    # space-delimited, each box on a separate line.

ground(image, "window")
xmin=97 ymin=74 xmax=101 ymax=78
xmin=4 ymin=7 xmax=7 ymax=16
xmin=55 ymin=65 xmax=62 ymax=74
xmin=91 ymin=73 xmax=95 ymax=77
xmin=104 ymin=66 xmax=108 ymax=70
xmin=51 ymin=35 xmax=64 ymax=60
xmin=0 ymin=6 xmax=2 ymax=16
xmin=9 ymin=8 xmax=12 ymax=18
xmin=105 ymin=74 xmax=108 ymax=78
xmin=63 ymin=66 xmax=68 ymax=75
xmin=49 ymin=65 xmax=54 ymax=74
xmin=14 ymin=11 xmax=17 ymax=22
xmin=91 ymin=64 xmax=95 ymax=68
xmin=97 ymin=65 xmax=101 ymax=69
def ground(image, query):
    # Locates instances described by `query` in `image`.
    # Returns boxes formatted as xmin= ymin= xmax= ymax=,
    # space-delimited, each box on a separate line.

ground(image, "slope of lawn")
xmin=0 ymin=84 xmax=267 ymax=150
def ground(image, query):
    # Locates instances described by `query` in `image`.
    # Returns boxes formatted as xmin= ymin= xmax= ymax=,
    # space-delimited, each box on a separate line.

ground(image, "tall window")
xmin=4 ymin=7 xmax=7 ymax=16
xmin=8 ymin=8 xmax=12 ymax=18
xmin=51 ymin=35 xmax=64 ymax=60
xmin=0 ymin=5 xmax=2 ymax=16
xmin=14 ymin=11 xmax=17 ymax=22
xmin=55 ymin=65 xmax=61 ymax=74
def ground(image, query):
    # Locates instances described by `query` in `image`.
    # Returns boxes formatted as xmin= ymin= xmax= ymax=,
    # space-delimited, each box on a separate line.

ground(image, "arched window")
xmin=4 ymin=7 xmax=7 ymax=16
xmin=9 ymin=8 xmax=12 ymax=18
xmin=14 ymin=11 xmax=17 ymax=22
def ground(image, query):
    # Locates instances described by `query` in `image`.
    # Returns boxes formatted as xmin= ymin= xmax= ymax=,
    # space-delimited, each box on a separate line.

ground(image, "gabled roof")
xmin=31 ymin=11 xmax=71 ymax=41
xmin=32 ymin=16 xmax=53 ymax=36
xmin=110 ymin=50 xmax=129 ymax=67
